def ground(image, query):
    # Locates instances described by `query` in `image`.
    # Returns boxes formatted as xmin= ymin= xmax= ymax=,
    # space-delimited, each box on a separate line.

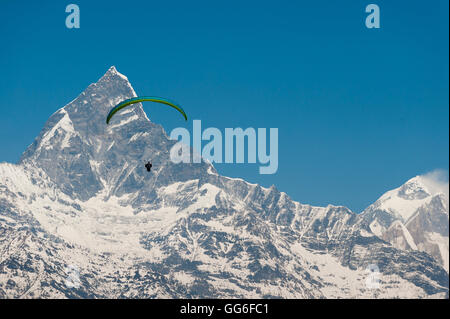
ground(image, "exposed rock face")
xmin=0 ymin=67 xmax=448 ymax=298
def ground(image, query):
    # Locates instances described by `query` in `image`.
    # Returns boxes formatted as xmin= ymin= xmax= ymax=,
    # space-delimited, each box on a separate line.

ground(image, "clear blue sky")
xmin=0 ymin=0 xmax=448 ymax=212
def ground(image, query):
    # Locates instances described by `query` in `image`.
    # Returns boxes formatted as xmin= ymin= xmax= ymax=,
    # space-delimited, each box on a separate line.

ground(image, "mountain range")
xmin=0 ymin=67 xmax=448 ymax=298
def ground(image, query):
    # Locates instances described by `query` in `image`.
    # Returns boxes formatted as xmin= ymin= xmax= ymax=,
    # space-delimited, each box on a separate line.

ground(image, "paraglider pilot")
xmin=145 ymin=161 xmax=152 ymax=172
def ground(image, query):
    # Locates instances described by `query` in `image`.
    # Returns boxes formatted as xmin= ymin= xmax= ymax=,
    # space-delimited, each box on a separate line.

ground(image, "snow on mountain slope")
xmin=382 ymin=220 xmax=418 ymax=251
xmin=1 ymin=67 xmax=448 ymax=298
xmin=367 ymin=175 xmax=446 ymax=221
xmin=362 ymin=174 xmax=449 ymax=271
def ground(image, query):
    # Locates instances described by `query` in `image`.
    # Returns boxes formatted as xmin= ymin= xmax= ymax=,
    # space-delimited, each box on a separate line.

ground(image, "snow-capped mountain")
xmin=362 ymin=174 xmax=449 ymax=271
xmin=0 ymin=67 xmax=448 ymax=298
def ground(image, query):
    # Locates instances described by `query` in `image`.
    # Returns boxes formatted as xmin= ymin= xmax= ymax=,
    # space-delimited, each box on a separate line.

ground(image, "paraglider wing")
xmin=106 ymin=96 xmax=187 ymax=124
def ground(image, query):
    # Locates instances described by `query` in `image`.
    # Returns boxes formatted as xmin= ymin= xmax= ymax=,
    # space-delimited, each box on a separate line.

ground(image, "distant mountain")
xmin=0 ymin=67 xmax=448 ymax=298
xmin=361 ymin=175 xmax=449 ymax=271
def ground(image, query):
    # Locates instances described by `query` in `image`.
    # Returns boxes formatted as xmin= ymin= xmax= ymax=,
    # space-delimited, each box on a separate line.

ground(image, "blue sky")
xmin=0 ymin=0 xmax=448 ymax=212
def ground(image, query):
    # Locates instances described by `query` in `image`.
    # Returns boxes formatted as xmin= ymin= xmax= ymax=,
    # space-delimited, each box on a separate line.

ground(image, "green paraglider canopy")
xmin=106 ymin=96 xmax=187 ymax=124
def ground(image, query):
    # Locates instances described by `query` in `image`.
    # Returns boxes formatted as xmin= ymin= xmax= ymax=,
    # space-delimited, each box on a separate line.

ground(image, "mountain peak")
xmin=19 ymin=67 xmax=156 ymax=200
xmin=362 ymin=172 xmax=449 ymax=271
xmin=102 ymin=66 xmax=129 ymax=82
xmin=414 ymin=172 xmax=449 ymax=199
xmin=397 ymin=176 xmax=431 ymax=200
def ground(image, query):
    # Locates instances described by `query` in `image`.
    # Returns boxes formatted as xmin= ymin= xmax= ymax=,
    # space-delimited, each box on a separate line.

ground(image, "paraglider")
xmin=106 ymin=96 xmax=187 ymax=174
xmin=106 ymin=96 xmax=187 ymax=124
